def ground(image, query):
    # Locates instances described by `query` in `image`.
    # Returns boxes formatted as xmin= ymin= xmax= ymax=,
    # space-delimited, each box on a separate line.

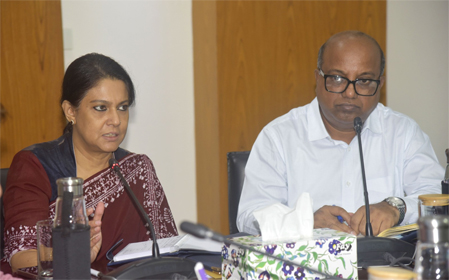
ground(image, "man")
xmin=237 ymin=30 xmax=443 ymax=236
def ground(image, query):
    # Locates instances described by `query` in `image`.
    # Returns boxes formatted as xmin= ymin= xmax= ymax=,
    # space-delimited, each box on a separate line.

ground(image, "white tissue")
xmin=253 ymin=192 xmax=314 ymax=241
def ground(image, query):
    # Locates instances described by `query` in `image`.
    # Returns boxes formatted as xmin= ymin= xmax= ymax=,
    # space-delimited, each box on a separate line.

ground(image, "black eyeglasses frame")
xmin=318 ymin=69 xmax=381 ymax=97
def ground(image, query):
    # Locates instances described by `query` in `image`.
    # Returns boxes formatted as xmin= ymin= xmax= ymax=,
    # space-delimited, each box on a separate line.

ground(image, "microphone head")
xmin=354 ymin=117 xmax=363 ymax=134
xmin=180 ymin=221 xmax=208 ymax=239
xmin=180 ymin=221 xmax=226 ymax=242
xmin=109 ymin=158 xmax=119 ymax=170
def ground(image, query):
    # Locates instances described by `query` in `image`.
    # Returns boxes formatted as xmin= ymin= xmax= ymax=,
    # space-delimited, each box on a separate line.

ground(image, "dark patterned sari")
xmin=2 ymin=132 xmax=177 ymax=273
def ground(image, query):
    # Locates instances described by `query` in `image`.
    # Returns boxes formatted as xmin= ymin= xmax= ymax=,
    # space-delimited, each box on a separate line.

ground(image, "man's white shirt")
xmin=237 ymin=98 xmax=443 ymax=234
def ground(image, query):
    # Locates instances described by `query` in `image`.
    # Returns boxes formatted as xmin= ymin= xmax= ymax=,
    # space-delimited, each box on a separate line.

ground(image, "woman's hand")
xmin=87 ymin=201 xmax=104 ymax=263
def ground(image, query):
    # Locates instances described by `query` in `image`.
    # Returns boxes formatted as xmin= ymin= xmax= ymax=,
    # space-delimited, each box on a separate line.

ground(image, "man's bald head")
xmin=317 ymin=31 xmax=385 ymax=76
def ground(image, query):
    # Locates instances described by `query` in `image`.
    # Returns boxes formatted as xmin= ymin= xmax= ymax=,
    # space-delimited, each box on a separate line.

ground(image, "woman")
xmin=1 ymin=53 xmax=178 ymax=273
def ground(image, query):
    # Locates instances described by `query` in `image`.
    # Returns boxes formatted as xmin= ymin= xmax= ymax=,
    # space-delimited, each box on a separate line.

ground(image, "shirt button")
xmin=347 ymin=181 xmax=351 ymax=186
xmin=348 ymin=147 xmax=351 ymax=152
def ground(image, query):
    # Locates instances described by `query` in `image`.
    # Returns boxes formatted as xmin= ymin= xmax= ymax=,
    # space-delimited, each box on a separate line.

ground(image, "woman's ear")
xmin=61 ymin=100 xmax=76 ymax=124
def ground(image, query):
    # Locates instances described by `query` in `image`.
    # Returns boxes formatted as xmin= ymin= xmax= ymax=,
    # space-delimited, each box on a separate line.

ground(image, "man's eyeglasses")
xmin=318 ymin=69 xmax=381 ymax=96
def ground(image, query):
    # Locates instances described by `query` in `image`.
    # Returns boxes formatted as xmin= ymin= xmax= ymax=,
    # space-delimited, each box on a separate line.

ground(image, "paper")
xmin=112 ymin=234 xmax=222 ymax=262
xmin=253 ymin=192 xmax=314 ymax=241
xmin=377 ymin=223 xmax=418 ymax=238
xmin=175 ymin=234 xmax=222 ymax=252
xmin=113 ymin=235 xmax=183 ymax=262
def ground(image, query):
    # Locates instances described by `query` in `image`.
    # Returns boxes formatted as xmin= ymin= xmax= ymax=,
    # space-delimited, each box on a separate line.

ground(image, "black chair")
xmin=1 ymin=168 xmax=8 ymax=259
xmin=227 ymin=151 xmax=250 ymax=234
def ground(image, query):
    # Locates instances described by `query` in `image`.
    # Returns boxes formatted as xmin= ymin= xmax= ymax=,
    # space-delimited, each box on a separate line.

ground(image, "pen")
xmin=337 ymin=215 xmax=349 ymax=226
xmin=194 ymin=262 xmax=208 ymax=280
xmin=91 ymin=268 xmax=100 ymax=278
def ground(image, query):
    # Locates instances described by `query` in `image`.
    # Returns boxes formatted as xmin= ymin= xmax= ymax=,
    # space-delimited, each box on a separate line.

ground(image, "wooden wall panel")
xmin=1 ymin=0 xmax=65 ymax=168
xmin=194 ymin=0 xmax=386 ymax=234
xmin=193 ymin=1 xmax=221 ymax=228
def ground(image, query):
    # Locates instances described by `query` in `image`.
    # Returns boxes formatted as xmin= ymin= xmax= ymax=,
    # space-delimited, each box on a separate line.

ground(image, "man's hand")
xmin=350 ymin=201 xmax=399 ymax=236
xmin=87 ymin=201 xmax=104 ymax=263
xmin=314 ymin=205 xmax=356 ymax=235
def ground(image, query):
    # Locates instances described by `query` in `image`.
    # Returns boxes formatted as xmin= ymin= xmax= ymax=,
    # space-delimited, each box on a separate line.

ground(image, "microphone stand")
xmin=354 ymin=117 xmax=374 ymax=237
xmin=180 ymin=221 xmax=344 ymax=280
xmin=353 ymin=118 xmax=416 ymax=268
xmin=110 ymin=160 xmax=160 ymax=257
xmin=99 ymin=159 xmax=196 ymax=280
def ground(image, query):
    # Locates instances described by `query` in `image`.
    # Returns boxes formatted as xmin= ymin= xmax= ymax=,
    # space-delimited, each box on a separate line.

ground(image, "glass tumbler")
xmin=36 ymin=219 xmax=54 ymax=279
xmin=414 ymin=215 xmax=449 ymax=280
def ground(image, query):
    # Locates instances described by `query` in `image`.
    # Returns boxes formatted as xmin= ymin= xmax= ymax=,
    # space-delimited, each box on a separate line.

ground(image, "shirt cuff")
xmin=402 ymin=196 xmax=419 ymax=225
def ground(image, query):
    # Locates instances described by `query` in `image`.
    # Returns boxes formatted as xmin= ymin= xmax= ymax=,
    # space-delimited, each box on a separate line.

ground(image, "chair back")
xmin=227 ymin=151 xmax=250 ymax=234
xmin=0 ymin=168 xmax=7 ymax=189
xmin=1 ymin=168 xmax=8 ymax=259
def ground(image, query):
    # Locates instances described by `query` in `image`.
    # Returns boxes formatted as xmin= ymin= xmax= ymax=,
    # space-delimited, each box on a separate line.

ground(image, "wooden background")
xmin=193 ymin=0 xmax=387 ymax=234
xmin=1 ymin=0 xmax=65 ymax=168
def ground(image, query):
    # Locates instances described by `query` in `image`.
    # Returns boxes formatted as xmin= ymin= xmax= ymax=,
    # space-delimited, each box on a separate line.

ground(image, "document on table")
xmin=112 ymin=234 xmax=222 ymax=262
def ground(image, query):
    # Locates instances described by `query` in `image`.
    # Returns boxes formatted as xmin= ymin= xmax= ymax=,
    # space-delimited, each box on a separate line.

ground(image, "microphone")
xmin=109 ymin=158 xmax=160 ymax=258
xmin=99 ymin=158 xmax=196 ymax=279
xmin=179 ymin=221 xmax=225 ymax=243
xmin=442 ymin=149 xmax=448 ymax=194
xmin=354 ymin=117 xmax=374 ymax=237
xmin=180 ymin=221 xmax=344 ymax=280
xmin=352 ymin=117 xmax=415 ymax=268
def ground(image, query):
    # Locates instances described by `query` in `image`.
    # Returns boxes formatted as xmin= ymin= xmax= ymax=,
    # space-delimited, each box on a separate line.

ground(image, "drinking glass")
xmin=36 ymin=219 xmax=53 ymax=279
xmin=414 ymin=215 xmax=449 ymax=280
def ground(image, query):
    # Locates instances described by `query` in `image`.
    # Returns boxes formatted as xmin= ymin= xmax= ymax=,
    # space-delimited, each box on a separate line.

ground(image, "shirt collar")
xmin=307 ymin=97 xmax=383 ymax=141
xmin=307 ymin=97 xmax=329 ymax=141
xmin=363 ymin=104 xmax=382 ymax=135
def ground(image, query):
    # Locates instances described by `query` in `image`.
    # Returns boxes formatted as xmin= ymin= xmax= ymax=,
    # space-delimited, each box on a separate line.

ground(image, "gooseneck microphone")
xmin=109 ymin=158 xmax=160 ymax=258
xmin=99 ymin=158 xmax=196 ymax=280
xmin=352 ymin=118 xmax=415 ymax=268
xmin=354 ymin=117 xmax=374 ymax=237
xmin=180 ymin=221 xmax=344 ymax=280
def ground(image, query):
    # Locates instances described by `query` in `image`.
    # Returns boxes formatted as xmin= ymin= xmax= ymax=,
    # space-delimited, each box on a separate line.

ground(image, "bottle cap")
xmin=418 ymin=215 xmax=449 ymax=243
xmin=367 ymin=266 xmax=416 ymax=279
xmin=418 ymin=194 xmax=449 ymax=206
xmin=56 ymin=177 xmax=84 ymax=196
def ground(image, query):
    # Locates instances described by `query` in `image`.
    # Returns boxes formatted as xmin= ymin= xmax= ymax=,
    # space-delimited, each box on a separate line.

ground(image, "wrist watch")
xmin=383 ymin=197 xmax=406 ymax=226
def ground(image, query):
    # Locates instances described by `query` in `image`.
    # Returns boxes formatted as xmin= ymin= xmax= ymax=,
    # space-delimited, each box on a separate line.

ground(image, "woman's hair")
xmin=61 ymin=53 xmax=135 ymax=134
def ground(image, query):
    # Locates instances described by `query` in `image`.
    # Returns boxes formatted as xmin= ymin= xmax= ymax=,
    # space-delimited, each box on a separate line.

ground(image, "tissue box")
xmin=222 ymin=229 xmax=358 ymax=280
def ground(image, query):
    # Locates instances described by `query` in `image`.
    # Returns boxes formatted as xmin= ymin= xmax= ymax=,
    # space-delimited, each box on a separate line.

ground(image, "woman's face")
xmin=70 ymin=78 xmax=129 ymax=156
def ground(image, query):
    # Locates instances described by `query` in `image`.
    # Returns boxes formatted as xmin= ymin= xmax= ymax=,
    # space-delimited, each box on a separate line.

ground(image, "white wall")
xmin=61 ymin=0 xmax=449 ymax=233
xmin=387 ymin=0 xmax=449 ymax=166
xmin=61 ymin=0 xmax=197 ymax=231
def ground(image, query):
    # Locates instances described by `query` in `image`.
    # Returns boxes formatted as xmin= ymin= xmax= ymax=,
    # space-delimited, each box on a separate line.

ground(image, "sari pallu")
xmin=2 ymin=137 xmax=177 ymax=272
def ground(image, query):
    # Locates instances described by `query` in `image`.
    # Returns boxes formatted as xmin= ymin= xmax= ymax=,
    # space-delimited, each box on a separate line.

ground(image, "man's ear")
xmin=61 ymin=100 xmax=76 ymax=123
xmin=379 ymin=76 xmax=386 ymax=90
xmin=314 ymin=69 xmax=320 ymax=83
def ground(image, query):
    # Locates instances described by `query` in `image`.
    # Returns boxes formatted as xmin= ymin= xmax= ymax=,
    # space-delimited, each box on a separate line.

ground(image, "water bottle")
xmin=52 ymin=177 xmax=91 ymax=279
xmin=414 ymin=215 xmax=449 ymax=280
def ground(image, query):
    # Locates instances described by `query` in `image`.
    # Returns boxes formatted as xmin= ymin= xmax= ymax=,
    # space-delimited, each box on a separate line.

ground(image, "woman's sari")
xmin=2 ymin=133 xmax=177 ymax=273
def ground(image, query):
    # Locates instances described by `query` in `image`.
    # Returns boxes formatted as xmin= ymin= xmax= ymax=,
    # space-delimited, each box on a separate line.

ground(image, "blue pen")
xmin=333 ymin=205 xmax=348 ymax=225
xmin=337 ymin=215 xmax=349 ymax=226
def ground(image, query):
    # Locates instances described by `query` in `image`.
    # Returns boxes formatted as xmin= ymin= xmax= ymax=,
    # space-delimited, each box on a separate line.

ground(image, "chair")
xmin=227 ymin=151 xmax=250 ymax=234
xmin=1 ymin=168 xmax=8 ymax=259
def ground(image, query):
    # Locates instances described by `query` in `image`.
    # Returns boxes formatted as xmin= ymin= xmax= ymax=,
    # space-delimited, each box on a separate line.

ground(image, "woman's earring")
xmin=71 ymin=120 xmax=74 ymax=125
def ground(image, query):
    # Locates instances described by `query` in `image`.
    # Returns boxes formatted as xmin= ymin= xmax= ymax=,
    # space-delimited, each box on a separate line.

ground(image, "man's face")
xmin=314 ymin=36 xmax=385 ymax=132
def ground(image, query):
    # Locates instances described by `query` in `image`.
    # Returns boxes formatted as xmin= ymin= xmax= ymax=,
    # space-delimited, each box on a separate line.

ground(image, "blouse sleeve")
xmin=3 ymin=150 xmax=52 ymax=262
